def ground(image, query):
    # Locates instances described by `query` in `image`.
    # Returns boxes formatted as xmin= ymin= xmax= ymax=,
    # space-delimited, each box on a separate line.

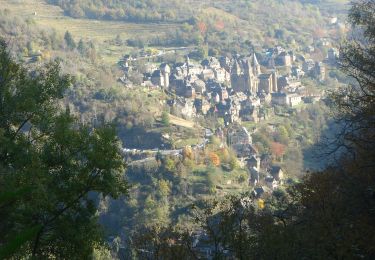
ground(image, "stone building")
xmin=302 ymin=59 xmax=315 ymax=73
xmin=313 ymin=62 xmax=325 ymax=81
xmin=327 ymin=48 xmax=339 ymax=64
xmin=194 ymin=98 xmax=211 ymax=115
xmin=258 ymin=74 xmax=272 ymax=93
xmin=275 ymin=52 xmax=292 ymax=67
xmin=228 ymin=126 xmax=252 ymax=146
xmin=230 ymin=54 xmax=260 ymax=94
xmin=246 ymin=155 xmax=260 ymax=171
xmin=151 ymin=63 xmax=170 ymax=88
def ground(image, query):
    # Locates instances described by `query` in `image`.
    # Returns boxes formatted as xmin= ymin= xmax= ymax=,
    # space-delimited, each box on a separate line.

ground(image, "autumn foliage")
xmin=197 ymin=21 xmax=207 ymax=35
xmin=209 ymin=152 xmax=221 ymax=166
xmin=182 ymin=146 xmax=194 ymax=160
xmin=271 ymin=142 xmax=286 ymax=159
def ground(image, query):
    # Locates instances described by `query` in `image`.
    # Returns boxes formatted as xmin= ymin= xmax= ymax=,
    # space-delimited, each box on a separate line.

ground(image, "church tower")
xmin=233 ymin=60 xmax=241 ymax=76
xmin=252 ymin=53 xmax=261 ymax=76
xmin=160 ymin=63 xmax=170 ymax=89
xmin=271 ymin=70 xmax=278 ymax=92
xmin=185 ymin=55 xmax=190 ymax=76
xmin=244 ymin=58 xmax=258 ymax=94
xmin=244 ymin=58 xmax=253 ymax=77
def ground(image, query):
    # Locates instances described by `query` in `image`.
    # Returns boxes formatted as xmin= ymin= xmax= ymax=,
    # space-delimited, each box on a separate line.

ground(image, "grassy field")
xmin=169 ymin=114 xmax=200 ymax=129
xmin=0 ymin=0 xmax=180 ymax=65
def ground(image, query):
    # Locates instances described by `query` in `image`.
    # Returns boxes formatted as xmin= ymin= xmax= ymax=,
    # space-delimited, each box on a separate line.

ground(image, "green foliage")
xmin=275 ymin=125 xmax=290 ymax=144
xmin=161 ymin=111 xmax=170 ymax=126
xmin=157 ymin=179 xmax=171 ymax=198
xmin=64 ymin=30 xmax=76 ymax=50
xmin=189 ymin=45 xmax=208 ymax=60
xmin=92 ymin=245 xmax=113 ymax=260
xmin=47 ymin=0 xmax=343 ymax=51
xmin=161 ymin=157 xmax=176 ymax=173
xmin=0 ymin=41 xmax=128 ymax=258
xmin=0 ymin=225 xmax=42 ymax=259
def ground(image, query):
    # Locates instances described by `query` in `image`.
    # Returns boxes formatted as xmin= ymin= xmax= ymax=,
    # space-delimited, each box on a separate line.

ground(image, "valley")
xmin=2 ymin=0 xmax=373 ymax=259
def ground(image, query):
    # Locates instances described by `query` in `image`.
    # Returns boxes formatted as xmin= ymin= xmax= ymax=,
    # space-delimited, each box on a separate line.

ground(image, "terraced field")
xmin=0 ymin=0 xmax=181 ymax=64
xmin=0 ymin=0 xmax=179 ymax=42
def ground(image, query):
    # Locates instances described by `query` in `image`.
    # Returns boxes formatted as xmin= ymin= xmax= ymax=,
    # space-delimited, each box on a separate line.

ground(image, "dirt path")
xmin=168 ymin=114 xmax=201 ymax=129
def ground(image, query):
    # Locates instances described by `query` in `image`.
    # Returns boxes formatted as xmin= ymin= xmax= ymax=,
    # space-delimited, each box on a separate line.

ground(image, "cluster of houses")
xmin=226 ymin=124 xmax=285 ymax=196
xmin=121 ymin=45 xmax=330 ymax=126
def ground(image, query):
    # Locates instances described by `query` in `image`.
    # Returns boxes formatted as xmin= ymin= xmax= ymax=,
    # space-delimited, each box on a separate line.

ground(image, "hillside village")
xmin=121 ymin=45 xmax=338 ymax=124
xmin=118 ymin=44 xmax=340 ymax=197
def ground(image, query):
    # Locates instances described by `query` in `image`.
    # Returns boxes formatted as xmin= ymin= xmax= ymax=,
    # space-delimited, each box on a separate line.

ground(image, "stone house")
xmin=287 ymin=93 xmax=302 ymax=107
xmin=228 ymin=126 xmax=252 ymax=145
xmin=271 ymin=92 xmax=287 ymax=106
xmin=169 ymin=76 xmax=186 ymax=95
xmin=275 ymin=52 xmax=292 ymax=67
xmin=201 ymin=57 xmax=221 ymax=69
xmin=240 ymin=106 xmax=259 ymax=122
xmin=272 ymin=92 xmax=302 ymax=107
xmin=302 ymin=59 xmax=315 ymax=73
xmin=313 ymin=62 xmax=325 ymax=81
xmin=327 ymin=48 xmax=339 ymax=64
xmin=277 ymin=76 xmax=301 ymax=91
xmin=200 ymin=68 xmax=215 ymax=81
xmin=265 ymin=176 xmax=278 ymax=190
xmin=219 ymin=56 xmax=232 ymax=71
xmin=185 ymin=85 xmax=196 ymax=99
xmin=244 ymin=96 xmax=261 ymax=107
xmin=252 ymin=186 xmax=267 ymax=198
xmin=194 ymin=98 xmax=211 ymax=115
xmin=246 ymin=155 xmax=260 ymax=171
xmin=214 ymin=67 xmax=230 ymax=83
xmin=215 ymin=99 xmax=241 ymax=125
xmin=192 ymin=79 xmax=206 ymax=94
xmin=291 ymin=66 xmax=305 ymax=79
xmin=249 ymin=167 xmax=260 ymax=186
xmin=175 ymin=99 xmax=196 ymax=118
xmin=259 ymin=91 xmax=272 ymax=104
xmin=270 ymin=166 xmax=284 ymax=183
xmin=232 ymin=143 xmax=258 ymax=160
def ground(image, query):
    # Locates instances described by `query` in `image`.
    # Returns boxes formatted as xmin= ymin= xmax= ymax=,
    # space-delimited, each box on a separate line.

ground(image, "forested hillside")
xmin=48 ymin=0 xmax=347 ymax=49
xmin=2 ymin=0 xmax=373 ymax=259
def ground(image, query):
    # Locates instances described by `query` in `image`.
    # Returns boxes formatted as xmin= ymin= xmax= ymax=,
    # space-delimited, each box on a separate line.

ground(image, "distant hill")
xmin=48 ymin=0 xmax=347 ymax=23
xmin=47 ymin=0 xmax=349 ymax=49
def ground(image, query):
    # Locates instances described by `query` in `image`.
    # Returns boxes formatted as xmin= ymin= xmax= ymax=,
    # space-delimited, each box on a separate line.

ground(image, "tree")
xmin=77 ymin=39 xmax=86 ymax=55
xmin=0 ymin=41 xmax=128 ymax=258
xmin=161 ymin=111 xmax=170 ymax=126
xmin=331 ymin=0 xmax=375 ymax=162
xmin=270 ymin=142 xmax=286 ymax=160
xmin=182 ymin=145 xmax=193 ymax=160
xmin=275 ymin=125 xmax=289 ymax=144
xmin=131 ymin=224 xmax=196 ymax=259
xmin=209 ymin=152 xmax=220 ymax=166
xmin=157 ymin=179 xmax=171 ymax=198
xmin=64 ymin=30 xmax=76 ymax=50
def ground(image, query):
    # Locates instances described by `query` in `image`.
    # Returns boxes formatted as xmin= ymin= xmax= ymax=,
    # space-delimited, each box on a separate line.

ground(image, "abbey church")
xmin=230 ymin=54 xmax=261 ymax=95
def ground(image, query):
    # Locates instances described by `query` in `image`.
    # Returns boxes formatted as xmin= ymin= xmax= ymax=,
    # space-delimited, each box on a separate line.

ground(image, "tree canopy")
xmin=0 ymin=40 xmax=128 ymax=258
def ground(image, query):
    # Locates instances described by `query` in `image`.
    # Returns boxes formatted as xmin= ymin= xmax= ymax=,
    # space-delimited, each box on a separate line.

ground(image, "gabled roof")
xmin=253 ymin=53 xmax=260 ymax=66
xmin=151 ymin=70 xmax=161 ymax=77
xmin=258 ymin=73 xmax=272 ymax=79
xmin=271 ymin=166 xmax=282 ymax=174
xmin=247 ymin=155 xmax=258 ymax=163
xmin=270 ymin=166 xmax=283 ymax=180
